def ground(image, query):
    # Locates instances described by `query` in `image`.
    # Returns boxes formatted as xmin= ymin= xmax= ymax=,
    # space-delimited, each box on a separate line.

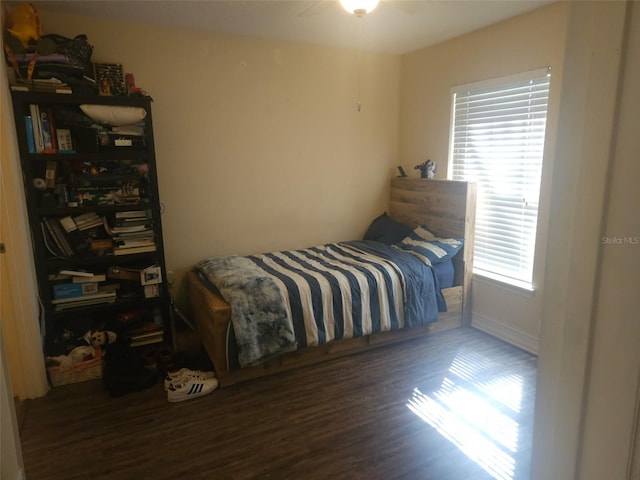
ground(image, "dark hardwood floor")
xmin=19 ymin=327 xmax=537 ymax=480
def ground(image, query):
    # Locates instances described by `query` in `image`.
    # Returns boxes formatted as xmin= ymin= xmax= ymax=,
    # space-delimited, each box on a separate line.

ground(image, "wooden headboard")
xmin=389 ymin=178 xmax=476 ymax=324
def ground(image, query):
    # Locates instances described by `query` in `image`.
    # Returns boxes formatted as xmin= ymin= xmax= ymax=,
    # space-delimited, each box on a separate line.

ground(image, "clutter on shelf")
xmin=4 ymin=3 xmax=151 ymax=98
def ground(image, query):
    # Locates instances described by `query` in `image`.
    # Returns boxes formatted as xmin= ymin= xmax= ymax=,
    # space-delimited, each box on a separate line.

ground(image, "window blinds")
xmin=449 ymin=69 xmax=551 ymax=287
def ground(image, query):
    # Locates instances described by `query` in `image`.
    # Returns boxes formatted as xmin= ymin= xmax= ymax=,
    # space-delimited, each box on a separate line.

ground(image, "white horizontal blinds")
xmin=449 ymin=69 xmax=550 ymax=286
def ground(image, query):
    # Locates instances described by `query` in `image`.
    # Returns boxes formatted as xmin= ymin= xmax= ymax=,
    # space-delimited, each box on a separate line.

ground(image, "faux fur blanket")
xmin=197 ymin=256 xmax=297 ymax=367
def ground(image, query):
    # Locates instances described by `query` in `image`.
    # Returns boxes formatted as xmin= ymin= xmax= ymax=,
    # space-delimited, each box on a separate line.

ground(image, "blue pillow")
xmin=363 ymin=212 xmax=413 ymax=245
xmin=395 ymin=226 xmax=463 ymax=266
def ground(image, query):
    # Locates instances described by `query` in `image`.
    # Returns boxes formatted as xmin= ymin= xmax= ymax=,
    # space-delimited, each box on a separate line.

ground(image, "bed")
xmin=186 ymin=178 xmax=476 ymax=386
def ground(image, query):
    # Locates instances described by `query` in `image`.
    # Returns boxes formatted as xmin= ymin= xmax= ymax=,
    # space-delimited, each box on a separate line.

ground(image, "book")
xmin=56 ymin=128 xmax=73 ymax=152
xmin=97 ymin=283 xmax=120 ymax=293
xmin=52 ymin=282 xmax=99 ymax=300
xmin=41 ymin=222 xmax=65 ymax=257
xmin=113 ymin=218 xmax=152 ymax=228
xmin=59 ymin=269 xmax=95 ymax=278
xmin=114 ymin=239 xmax=155 ymax=249
xmin=113 ymin=244 xmax=156 ymax=256
xmin=11 ymin=82 xmax=72 ymax=94
xmin=115 ymin=210 xmax=150 ymax=219
xmin=51 ymin=291 xmax=116 ymax=305
xmin=129 ymin=334 xmax=164 ymax=348
xmin=58 ymin=216 xmax=89 ymax=254
xmin=44 ymin=218 xmax=73 ymax=257
xmin=54 ymin=296 xmax=116 ymax=311
xmin=73 ymin=213 xmax=104 ymax=231
xmin=125 ymin=324 xmax=164 ymax=340
xmin=125 ymin=321 xmax=163 ymax=338
xmin=29 ymin=104 xmax=44 ymax=153
xmin=110 ymin=224 xmax=149 ymax=233
xmin=73 ymin=274 xmax=106 ymax=283
xmin=39 ymin=109 xmax=54 ymax=152
xmin=24 ymin=116 xmax=36 ymax=153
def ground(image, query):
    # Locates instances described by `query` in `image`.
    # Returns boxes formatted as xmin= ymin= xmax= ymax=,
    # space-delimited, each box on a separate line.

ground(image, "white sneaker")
xmin=163 ymin=368 xmax=215 ymax=390
xmin=167 ymin=377 xmax=219 ymax=403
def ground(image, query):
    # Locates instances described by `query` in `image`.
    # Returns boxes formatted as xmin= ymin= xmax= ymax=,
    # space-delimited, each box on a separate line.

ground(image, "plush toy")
xmin=414 ymin=160 xmax=436 ymax=179
xmin=7 ymin=3 xmax=41 ymax=48
xmin=46 ymin=345 xmax=95 ymax=370
xmin=90 ymin=330 xmax=117 ymax=348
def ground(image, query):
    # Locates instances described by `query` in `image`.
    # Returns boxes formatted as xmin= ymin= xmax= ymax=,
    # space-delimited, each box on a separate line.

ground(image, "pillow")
xmin=80 ymin=104 xmax=147 ymax=126
xmin=395 ymin=225 xmax=463 ymax=266
xmin=363 ymin=212 xmax=413 ymax=245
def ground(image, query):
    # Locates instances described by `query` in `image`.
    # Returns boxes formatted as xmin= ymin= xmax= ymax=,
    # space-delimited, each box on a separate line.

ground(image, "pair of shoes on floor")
xmin=165 ymin=368 xmax=218 ymax=403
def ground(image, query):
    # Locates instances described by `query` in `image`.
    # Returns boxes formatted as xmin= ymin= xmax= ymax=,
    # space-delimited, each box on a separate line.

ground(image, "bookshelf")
xmin=10 ymin=91 xmax=171 ymax=359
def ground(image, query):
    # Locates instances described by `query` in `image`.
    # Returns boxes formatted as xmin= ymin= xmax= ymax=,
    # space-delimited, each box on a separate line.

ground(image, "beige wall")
xmin=399 ymin=2 xmax=569 ymax=351
xmin=38 ymin=10 xmax=401 ymax=305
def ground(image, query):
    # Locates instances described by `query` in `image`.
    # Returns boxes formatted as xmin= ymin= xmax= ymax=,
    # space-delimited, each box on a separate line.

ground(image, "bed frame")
xmin=187 ymin=178 xmax=476 ymax=386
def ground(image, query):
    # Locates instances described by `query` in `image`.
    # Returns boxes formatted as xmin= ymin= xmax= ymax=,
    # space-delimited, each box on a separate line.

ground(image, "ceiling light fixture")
xmin=339 ymin=0 xmax=380 ymax=17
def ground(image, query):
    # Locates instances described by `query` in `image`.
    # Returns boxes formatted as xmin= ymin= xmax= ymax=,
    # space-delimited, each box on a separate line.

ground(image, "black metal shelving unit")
xmin=10 ymin=90 xmax=171 ymax=353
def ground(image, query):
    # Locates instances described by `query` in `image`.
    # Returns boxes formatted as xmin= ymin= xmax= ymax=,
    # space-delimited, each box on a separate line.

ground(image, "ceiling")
xmin=31 ymin=0 xmax=554 ymax=55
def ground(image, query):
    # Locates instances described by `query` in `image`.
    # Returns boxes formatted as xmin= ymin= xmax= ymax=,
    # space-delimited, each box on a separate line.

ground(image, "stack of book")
xmin=104 ymin=211 xmax=156 ymax=255
xmin=49 ymin=270 xmax=119 ymax=311
xmin=73 ymin=212 xmax=104 ymax=231
xmin=11 ymin=78 xmax=73 ymax=94
xmin=125 ymin=321 xmax=164 ymax=347
xmin=117 ymin=308 xmax=164 ymax=347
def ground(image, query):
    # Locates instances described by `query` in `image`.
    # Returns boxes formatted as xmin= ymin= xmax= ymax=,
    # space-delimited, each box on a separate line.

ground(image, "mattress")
xmin=197 ymin=240 xmax=444 ymax=367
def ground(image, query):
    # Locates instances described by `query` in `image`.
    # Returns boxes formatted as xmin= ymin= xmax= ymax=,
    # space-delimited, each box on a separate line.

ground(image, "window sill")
xmin=473 ymin=271 xmax=536 ymax=298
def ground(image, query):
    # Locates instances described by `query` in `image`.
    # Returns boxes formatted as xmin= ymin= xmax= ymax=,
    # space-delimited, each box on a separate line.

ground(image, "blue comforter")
xmin=197 ymin=240 xmax=443 ymax=367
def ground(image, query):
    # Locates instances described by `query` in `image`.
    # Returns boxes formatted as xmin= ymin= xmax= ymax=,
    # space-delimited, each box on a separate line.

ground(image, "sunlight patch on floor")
xmin=406 ymin=349 xmax=525 ymax=480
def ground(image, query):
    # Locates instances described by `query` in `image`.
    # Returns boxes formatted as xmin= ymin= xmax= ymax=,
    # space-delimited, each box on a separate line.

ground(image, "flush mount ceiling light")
xmin=339 ymin=0 xmax=380 ymax=17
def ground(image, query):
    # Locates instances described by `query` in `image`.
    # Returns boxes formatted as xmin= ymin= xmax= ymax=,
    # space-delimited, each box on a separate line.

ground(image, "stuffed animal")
xmin=414 ymin=160 xmax=436 ymax=179
xmin=7 ymin=3 xmax=41 ymax=48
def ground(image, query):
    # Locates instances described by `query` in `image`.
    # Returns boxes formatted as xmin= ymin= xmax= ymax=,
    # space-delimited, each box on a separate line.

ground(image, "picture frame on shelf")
xmin=95 ymin=63 xmax=125 ymax=96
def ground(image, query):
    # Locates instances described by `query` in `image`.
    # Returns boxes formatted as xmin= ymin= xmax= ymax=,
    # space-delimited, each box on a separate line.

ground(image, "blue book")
xmin=24 ymin=116 xmax=36 ymax=153
xmin=52 ymin=282 xmax=99 ymax=300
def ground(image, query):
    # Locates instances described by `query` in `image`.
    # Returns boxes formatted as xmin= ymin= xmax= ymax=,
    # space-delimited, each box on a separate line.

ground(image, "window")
xmin=448 ymin=68 xmax=551 ymax=289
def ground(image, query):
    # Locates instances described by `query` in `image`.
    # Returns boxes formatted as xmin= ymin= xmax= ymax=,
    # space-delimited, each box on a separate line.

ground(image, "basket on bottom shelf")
xmin=46 ymin=348 xmax=103 ymax=387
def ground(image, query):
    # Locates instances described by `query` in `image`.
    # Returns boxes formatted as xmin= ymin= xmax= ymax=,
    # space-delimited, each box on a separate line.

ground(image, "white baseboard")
xmin=471 ymin=313 xmax=539 ymax=355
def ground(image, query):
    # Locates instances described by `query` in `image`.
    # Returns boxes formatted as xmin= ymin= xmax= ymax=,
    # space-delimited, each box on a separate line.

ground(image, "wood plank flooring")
xmin=19 ymin=327 xmax=537 ymax=480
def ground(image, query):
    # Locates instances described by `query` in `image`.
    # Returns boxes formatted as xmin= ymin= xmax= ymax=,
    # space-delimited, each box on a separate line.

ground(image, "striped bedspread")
xmin=197 ymin=240 xmax=443 ymax=367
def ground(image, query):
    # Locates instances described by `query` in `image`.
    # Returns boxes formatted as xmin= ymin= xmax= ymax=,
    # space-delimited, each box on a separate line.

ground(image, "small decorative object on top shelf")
xmin=397 ymin=166 xmax=407 ymax=177
xmin=415 ymin=159 xmax=436 ymax=179
xmin=95 ymin=62 xmax=125 ymax=96
xmin=5 ymin=3 xmax=41 ymax=48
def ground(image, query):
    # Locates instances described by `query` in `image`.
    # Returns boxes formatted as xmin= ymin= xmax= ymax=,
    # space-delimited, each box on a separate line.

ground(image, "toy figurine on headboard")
xmin=415 ymin=160 xmax=436 ymax=179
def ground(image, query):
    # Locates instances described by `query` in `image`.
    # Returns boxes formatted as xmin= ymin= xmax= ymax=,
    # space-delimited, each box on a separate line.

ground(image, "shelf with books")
xmin=21 ymin=150 xmax=153 ymax=162
xmin=36 ymin=202 xmax=155 ymax=217
xmin=10 ymin=91 xmax=170 ymax=360
xmin=45 ymin=251 xmax=159 ymax=269
xmin=39 ymin=209 xmax=159 ymax=262
xmin=49 ymin=296 xmax=166 ymax=319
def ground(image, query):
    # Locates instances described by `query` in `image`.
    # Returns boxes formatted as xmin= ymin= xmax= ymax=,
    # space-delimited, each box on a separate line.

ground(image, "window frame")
xmin=447 ymin=67 xmax=551 ymax=290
